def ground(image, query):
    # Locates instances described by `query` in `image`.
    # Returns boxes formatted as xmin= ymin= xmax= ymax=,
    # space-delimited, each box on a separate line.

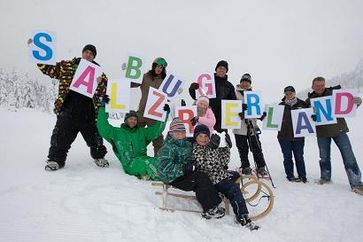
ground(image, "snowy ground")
xmin=0 ymin=107 xmax=362 ymax=242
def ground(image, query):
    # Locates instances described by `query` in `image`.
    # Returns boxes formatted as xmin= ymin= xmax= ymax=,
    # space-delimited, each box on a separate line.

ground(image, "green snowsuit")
xmin=97 ymin=107 xmax=168 ymax=180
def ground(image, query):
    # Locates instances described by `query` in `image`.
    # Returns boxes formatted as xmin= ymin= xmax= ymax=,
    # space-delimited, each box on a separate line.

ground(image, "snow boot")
xmin=237 ymin=215 xmax=260 ymax=231
xmin=241 ymin=167 xmax=253 ymax=175
xmin=94 ymin=158 xmax=109 ymax=168
xmin=316 ymin=179 xmax=331 ymax=185
xmin=352 ymin=186 xmax=363 ymax=196
xmin=45 ymin=161 xmax=60 ymax=171
xmin=201 ymin=206 xmax=225 ymax=219
xmin=257 ymin=167 xmax=268 ymax=176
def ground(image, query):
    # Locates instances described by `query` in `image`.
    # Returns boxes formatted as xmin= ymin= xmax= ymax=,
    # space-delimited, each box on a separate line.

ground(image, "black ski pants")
xmin=170 ymin=171 xmax=222 ymax=212
xmin=48 ymin=110 xmax=107 ymax=167
xmin=234 ymin=134 xmax=266 ymax=169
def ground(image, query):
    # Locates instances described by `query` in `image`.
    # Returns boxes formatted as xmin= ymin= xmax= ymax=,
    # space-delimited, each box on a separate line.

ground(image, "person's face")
xmin=196 ymin=133 xmax=210 ymax=146
xmin=312 ymin=80 xmax=326 ymax=95
xmin=197 ymin=101 xmax=208 ymax=112
xmin=216 ymin=66 xmax=227 ymax=78
xmin=82 ymin=50 xmax=95 ymax=62
xmin=171 ymin=131 xmax=186 ymax=140
xmin=240 ymin=81 xmax=251 ymax=90
xmin=155 ymin=64 xmax=164 ymax=75
xmin=125 ymin=117 xmax=138 ymax=128
xmin=284 ymin=91 xmax=296 ymax=100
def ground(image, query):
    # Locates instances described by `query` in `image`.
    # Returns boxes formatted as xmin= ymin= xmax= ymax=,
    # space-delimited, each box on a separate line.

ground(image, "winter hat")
xmin=240 ymin=73 xmax=252 ymax=83
xmin=124 ymin=110 xmax=138 ymax=122
xmin=196 ymin=95 xmax=209 ymax=106
xmin=153 ymin=57 xmax=168 ymax=67
xmin=169 ymin=118 xmax=186 ymax=133
xmin=215 ymin=60 xmax=229 ymax=72
xmin=193 ymin=124 xmax=210 ymax=139
xmin=284 ymin=85 xmax=295 ymax=93
xmin=82 ymin=44 xmax=97 ymax=58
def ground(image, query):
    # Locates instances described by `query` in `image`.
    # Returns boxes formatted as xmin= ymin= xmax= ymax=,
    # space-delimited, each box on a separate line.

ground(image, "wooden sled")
xmin=152 ymin=175 xmax=274 ymax=221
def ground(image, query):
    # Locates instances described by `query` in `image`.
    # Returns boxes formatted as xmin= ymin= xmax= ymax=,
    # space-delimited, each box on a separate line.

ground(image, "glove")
xmin=189 ymin=82 xmax=199 ymax=90
xmin=163 ymin=103 xmax=170 ymax=112
xmin=238 ymin=112 xmax=245 ymax=120
xmin=208 ymin=133 xmax=221 ymax=149
xmin=191 ymin=116 xmax=198 ymax=126
xmin=183 ymin=162 xmax=195 ymax=176
xmin=181 ymin=99 xmax=186 ymax=106
xmin=242 ymin=104 xmax=248 ymax=111
xmin=218 ymin=132 xmax=227 ymax=147
xmin=100 ymin=95 xmax=110 ymax=107
xmin=121 ymin=62 xmax=127 ymax=70
xmin=259 ymin=111 xmax=267 ymax=121
xmin=225 ymin=133 xmax=232 ymax=148
xmin=254 ymin=126 xmax=261 ymax=135
xmin=177 ymin=87 xmax=183 ymax=94
xmin=353 ymin=97 xmax=362 ymax=106
xmin=311 ymin=114 xmax=317 ymax=122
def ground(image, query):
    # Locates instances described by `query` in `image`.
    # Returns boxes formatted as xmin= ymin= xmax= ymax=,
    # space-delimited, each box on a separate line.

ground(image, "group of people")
xmin=31 ymin=42 xmax=363 ymax=229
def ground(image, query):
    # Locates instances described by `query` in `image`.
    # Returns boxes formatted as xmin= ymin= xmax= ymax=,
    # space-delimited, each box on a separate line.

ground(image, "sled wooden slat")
xmin=152 ymin=175 xmax=274 ymax=221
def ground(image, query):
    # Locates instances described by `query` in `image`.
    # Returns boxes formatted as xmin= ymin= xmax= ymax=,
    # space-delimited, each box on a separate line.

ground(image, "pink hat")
xmin=196 ymin=95 xmax=209 ymax=106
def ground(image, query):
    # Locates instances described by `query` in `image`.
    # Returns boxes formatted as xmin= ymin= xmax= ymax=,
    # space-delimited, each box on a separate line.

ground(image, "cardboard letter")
xmin=221 ymin=100 xmax=242 ymax=129
xmin=159 ymin=74 xmax=184 ymax=100
xmin=175 ymin=106 xmax=197 ymax=137
xmin=291 ymin=108 xmax=316 ymax=137
xmin=30 ymin=31 xmax=56 ymax=64
xmin=144 ymin=87 xmax=167 ymax=121
xmin=244 ymin=91 xmax=262 ymax=118
xmin=70 ymin=59 xmax=102 ymax=98
xmin=195 ymin=73 xmax=216 ymax=99
xmin=262 ymin=104 xmax=284 ymax=130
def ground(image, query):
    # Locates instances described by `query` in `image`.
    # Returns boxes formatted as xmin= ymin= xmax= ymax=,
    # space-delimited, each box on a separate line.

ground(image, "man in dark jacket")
xmin=30 ymin=40 xmax=109 ymax=171
xmin=278 ymin=85 xmax=308 ymax=183
xmin=306 ymin=77 xmax=363 ymax=195
xmin=189 ymin=60 xmax=237 ymax=132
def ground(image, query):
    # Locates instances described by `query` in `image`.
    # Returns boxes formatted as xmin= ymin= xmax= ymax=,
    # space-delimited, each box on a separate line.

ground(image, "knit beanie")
xmin=124 ymin=110 xmax=138 ymax=122
xmin=240 ymin=73 xmax=252 ymax=83
xmin=284 ymin=85 xmax=295 ymax=93
xmin=169 ymin=118 xmax=186 ymax=133
xmin=82 ymin=44 xmax=97 ymax=58
xmin=193 ymin=124 xmax=210 ymax=139
xmin=215 ymin=60 xmax=229 ymax=72
xmin=196 ymin=95 xmax=209 ymax=106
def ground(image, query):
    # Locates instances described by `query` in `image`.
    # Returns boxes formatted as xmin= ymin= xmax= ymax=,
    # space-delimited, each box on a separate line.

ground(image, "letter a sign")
xmin=70 ymin=59 xmax=102 ymax=98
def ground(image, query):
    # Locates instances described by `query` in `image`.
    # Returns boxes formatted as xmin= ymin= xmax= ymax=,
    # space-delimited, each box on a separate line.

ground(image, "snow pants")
xmin=234 ymin=134 xmax=266 ymax=169
xmin=170 ymin=171 xmax=222 ymax=212
xmin=48 ymin=110 xmax=107 ymax=168
xmin=122 ymin=156 xmax=160 ymax=180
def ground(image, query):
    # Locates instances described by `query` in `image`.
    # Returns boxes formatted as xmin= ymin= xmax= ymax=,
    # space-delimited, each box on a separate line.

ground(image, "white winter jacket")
xmin=232 ymin=85 xmax=258 ymax=136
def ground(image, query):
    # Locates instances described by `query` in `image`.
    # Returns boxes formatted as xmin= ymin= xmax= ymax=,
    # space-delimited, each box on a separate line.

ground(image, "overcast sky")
xmin=1 ymin=0 xmax=363 ymax=103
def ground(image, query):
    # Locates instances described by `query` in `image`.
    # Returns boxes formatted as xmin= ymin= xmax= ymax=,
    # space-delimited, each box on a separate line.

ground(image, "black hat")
xmin=124 ymin=110 xmax=138 ymax=122
xmin=193 ymin=124 xmax=210 ymax=140
xmin=240 ymin=73 xmax=252 ymax=83
xmin=284 ymin=85 xmax=295 ymax=93
xmin=82 ymin=44 xmax=97 ymax=58
xmin=215 ymin=60 xmax=229 ymax=72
